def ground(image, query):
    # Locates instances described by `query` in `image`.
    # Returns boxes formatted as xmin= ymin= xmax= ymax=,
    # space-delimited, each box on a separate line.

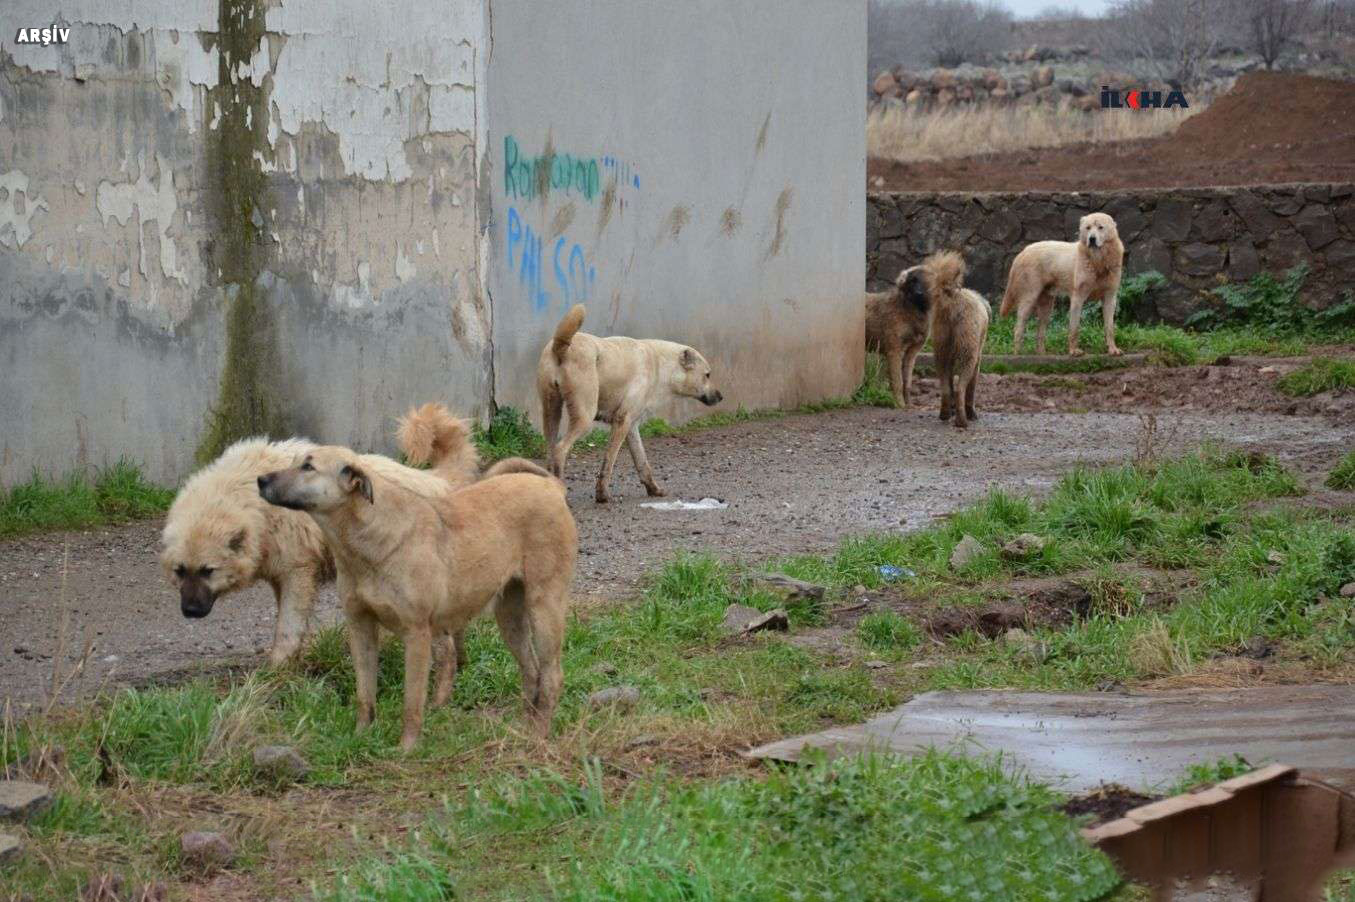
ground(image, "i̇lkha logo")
xmin=1100 ymin=85 xmax=1189 ymax=109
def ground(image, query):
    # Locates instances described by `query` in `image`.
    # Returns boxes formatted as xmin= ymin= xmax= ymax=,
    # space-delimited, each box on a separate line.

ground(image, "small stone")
xmin=1266 ymin=550 xmax=1285 ymax=566
xmin=722 ymin=604 xmax=762 ymax=634
xmin=0 ymin=832 xmax=20 ymax=863
xmin=853 ymin=584 xmax=868 ymax=596
xmin=624 ymin=734 xmax=659 ymax=750
xmin=251 ymin=746 xmax=308 ymax=783
xmin=1000 ymin=533 xmax=1046 ymax=560
xmin=180 ymin=831 xmax=234 ymax=872
xmin=593 ymin=661 xmax=619 ymax=677
xmin=1340 ymin=582 xmax=1355 ymax=599
xmin=950 ymin=535 xmax=985 ymax=569
xmin=1258 ymin=366 xmax=1278 ymax=375
xmin=0 ymin=780 xmax=52 ymax=821
xmin=587 ymin=686 xmax=641 ymax=711
xmin=864 ymin=659 xmax=888 ymax=670
xmin=744 ymin=608 xmax=789 ymax=634
xmin=1004 ymin=628 xmax=1050 ymax=663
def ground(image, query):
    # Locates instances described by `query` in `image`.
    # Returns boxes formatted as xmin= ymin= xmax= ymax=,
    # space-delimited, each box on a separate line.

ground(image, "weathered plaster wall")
xmin=867 ymin=185 xmax=1355 ymax=324
xmin=485 ymin=0 xmax=867 ymax=425
xmin=1 ymin=0 xmax=488 ymax=485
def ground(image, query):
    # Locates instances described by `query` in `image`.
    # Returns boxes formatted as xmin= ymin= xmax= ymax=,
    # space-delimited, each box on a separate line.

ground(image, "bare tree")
xmin=925 ymin=0 xmax=1014 ymax=67
xmin=1100 ymin=0 xmax=1232 ymax=88
xmin=1243 ymin=0 xmax=1312 ymax=65
xmin=869 ymin=0 xmax=1014 ymax=73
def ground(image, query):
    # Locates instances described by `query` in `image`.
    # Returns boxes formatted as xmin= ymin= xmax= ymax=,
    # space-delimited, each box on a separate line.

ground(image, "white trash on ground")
xmin=639 ymin=497 xmax=728 ymax=511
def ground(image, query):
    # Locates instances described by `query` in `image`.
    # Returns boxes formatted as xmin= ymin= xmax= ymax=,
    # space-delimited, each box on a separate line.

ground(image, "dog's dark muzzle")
xmin=1087 ymin=236 xmax=1099 ymax=248
xmin=257 ymin=472 xmax=307 ymax=510
xmin=180 ymin=581 xmax=216 ymax=618
xmin=701 ymin=391 xmax=724 ymax=406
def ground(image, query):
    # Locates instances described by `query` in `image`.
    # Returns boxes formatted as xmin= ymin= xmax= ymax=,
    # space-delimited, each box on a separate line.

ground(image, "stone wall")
xmin=867 ymin=185 xmax=1355 ymax=324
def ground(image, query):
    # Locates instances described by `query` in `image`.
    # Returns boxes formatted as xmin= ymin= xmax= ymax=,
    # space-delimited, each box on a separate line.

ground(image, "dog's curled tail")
xmin=552 ymin=304 xmax=586 ymax=363
xmin=481 ymin=457 xmax=568 ymax=494
xmin=397 ymin=402 xmax=480 ymax=486
xmin=925 ymin=250 xmax=966 ymax=296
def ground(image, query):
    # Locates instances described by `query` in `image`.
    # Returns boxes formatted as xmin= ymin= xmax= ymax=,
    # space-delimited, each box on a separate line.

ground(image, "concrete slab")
xmin=746 ymin=685 xmax=1355 ymax=794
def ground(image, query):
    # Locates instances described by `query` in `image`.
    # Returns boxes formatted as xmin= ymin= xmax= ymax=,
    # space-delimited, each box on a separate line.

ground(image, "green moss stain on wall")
xmin=196 ymin=0 xmax=283 ymax=465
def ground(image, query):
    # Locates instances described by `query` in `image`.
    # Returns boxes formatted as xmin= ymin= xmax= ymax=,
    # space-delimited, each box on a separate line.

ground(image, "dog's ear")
xmin=341 ymin=465 xmax=374 ymax=504
xmin=228 ymin=528 xmax=247 ymax=553
xmin=679 ymin=348 xmax=698 ymax=371
xmin=902 ymin=270 xmax=930 ymax=313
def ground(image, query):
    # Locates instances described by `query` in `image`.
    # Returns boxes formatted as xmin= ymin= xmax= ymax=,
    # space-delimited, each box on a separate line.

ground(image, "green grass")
xmin=1329 ymin=452 xmax=1355 ymax=491
xmin=1278 ymin=357 xmax=1355 ymax=397
xmin=0 ymin=460 xmax=174 ymax=538
xmin=1164 ymin=754 xmax=1256 ymax=796
xmin=5 ymin=448 xmax=1352 ymax=899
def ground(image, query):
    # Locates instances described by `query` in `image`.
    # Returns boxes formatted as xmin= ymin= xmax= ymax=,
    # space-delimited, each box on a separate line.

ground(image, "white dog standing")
xmin=1000 ymin=212 xmax=1125 ymax=357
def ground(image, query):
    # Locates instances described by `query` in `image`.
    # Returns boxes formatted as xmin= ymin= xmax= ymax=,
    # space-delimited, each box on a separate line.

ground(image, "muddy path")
xmin=2 ymin=360 xmax=1352 ymax=709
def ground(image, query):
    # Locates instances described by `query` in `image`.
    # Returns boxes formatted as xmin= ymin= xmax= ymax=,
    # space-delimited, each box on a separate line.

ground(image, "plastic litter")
xmin=639 ymin=497 xmax=728 ymax=511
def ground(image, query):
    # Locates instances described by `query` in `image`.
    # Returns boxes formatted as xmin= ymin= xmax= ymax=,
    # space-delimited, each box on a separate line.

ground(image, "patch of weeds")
xmin=473 ymin=406 xmax=547 ymax=462
xmin=1329 ymin=452 xmax=1355 ymax=491
xmin=316 ymin=842 xmax=457 ymax=902
xmin=858 ymin=611 xmax=921 ymax=653
xmin=0 ymin=460 xmax=174 ymax=538
xmin=1164 ymin=754 xmax=1255 ymax=796
xmin=1277 ymin=357 xmax=1355 ymax=397
xmin=1188 ymin=264 xmax=1355 ymax=336
xmin=541 ymin=751 xmax=1121 ymax=901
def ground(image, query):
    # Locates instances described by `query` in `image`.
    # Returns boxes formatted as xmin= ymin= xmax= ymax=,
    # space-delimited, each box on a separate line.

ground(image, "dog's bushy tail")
xmin=924 ymin=250 xmax=966 ymax=297
xmin=552 ymin=305 xmax=586 ymax=363
xmin=397 ymin=402 xmax=480 ymax=486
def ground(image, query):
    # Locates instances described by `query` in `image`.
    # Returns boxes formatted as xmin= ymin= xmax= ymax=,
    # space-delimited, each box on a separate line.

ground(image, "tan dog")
xmin=258 ymin=448 xmax=577 ymax=751
xmin=538 ymin=304 xmax=723 ymax=503
xmin=162 ymin=404 xmax=519 ymax=667
xmin=1000 ymin=212 xmax=1124 ymax=357
xmin=866 ymin=265 xmax=932 ymax=408
xmin=904 ymin=251 xmax=990 ymax=429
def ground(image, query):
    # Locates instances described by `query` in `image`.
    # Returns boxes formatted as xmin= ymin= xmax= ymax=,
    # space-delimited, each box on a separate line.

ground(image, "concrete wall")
xmin=1 ymin=0 xmax=489 ymax=486
xmin=867 ymin=185 xmax=1355 ymax=324
xmin=485 ymin=0 xmax=866 ymax=424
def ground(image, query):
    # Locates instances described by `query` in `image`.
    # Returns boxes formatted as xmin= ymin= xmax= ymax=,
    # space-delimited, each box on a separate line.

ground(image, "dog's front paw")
xmin=1107 ymin=346 xmax=1123 ymax=357
xmin=1068 ymin=347 xmax=1086 ymax=358
xmin=595 ymin=489 xmax=611 ymax=504
xmin=645 ymin=484 xmax=667 ymax=498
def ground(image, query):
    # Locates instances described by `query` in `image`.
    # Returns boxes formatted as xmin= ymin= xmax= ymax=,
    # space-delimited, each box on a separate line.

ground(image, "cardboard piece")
xmin=1084 ymin=765 xmax=1355 ymax=901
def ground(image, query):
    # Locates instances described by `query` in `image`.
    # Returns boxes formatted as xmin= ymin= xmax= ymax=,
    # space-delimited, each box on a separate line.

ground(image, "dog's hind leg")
xmin=347 ymin=610 xmax=381 ymax=731
xmin=540 ymin=385 xmax=564 ymax=472
xmin=553 ymin=387 xmax=599 ymax=480
xmin=493 ymin=583 xmax=543 ymax=726
xmin=522 ymin=590 xmax=566 ymax=737
xmin=937 ymin=354 xmax=954 ymax=422
xmin=625 ymin=422 xmax=664 ymax=497
xmin=1011 ymin=296 xmax=1032 ymax=355
xmin=399 ymin=624 xmax=433 ymax=752
xmin=958 ymin=353 xmax=980 ymax=428
xmin=594 ymin=414 xmax=634 ymax=503
xmin=431 ymin=629 xmax=463 ymax=709
xmin=1034 ymin=291 xmax=1055 ymax=356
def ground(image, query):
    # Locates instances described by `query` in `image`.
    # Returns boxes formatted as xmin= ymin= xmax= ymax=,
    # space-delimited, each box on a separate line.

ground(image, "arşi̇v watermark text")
xmin=14 ymin=25 xmax=70 ymax=46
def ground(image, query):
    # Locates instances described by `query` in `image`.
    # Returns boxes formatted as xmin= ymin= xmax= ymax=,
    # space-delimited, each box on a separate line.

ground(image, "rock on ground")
xmin=252 ymin=745 xmax=308 ymax=782
xmin=587 ymin=686 xmax=641 ymax=711
xmin=180 ymin=831 xmax=234 ymax=872
xmin=1001 ymin=533 xmax=1046 ymax=560
xmin=722 ymin=604 xmax=762 ymax=633
xmin=0 ymin=832 xmax=20 ymax=863
xmin=1341 ymin=582 xmax=1355 ymax=598
xmin=950 ymin=535 xmax=985 ymax=569
xmin=0 ymin=780 xmax=51 ymax=821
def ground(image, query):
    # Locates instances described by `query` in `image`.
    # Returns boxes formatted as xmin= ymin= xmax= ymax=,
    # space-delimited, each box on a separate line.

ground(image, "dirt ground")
xmin=869 ymin=72 xmax=1355 ymax=192
xmin=2 ymin=358 xmax=1352 ymax=710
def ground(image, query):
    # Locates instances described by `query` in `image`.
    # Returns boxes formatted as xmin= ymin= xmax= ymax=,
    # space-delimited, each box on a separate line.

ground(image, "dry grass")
xmin=866 ymin=102 xmax=1201 ymax=163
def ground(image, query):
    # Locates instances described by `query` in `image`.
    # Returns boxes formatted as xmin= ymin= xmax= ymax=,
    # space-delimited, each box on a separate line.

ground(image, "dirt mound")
xmin=869 ymin=72 xmax=1355 ymax=192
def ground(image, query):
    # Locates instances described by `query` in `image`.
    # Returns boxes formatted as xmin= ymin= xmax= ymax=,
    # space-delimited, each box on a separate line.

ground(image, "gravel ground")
xmin=2 ymin=362 xmax=1352 ymax=709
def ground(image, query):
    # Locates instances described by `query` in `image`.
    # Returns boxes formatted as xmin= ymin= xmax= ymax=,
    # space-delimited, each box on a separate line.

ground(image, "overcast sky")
xmin=1004 ymin=0 xmax=1114 ymax=19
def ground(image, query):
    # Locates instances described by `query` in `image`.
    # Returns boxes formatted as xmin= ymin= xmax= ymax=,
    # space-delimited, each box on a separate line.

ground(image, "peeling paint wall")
xmin=1 ymin=0 xmax=487 ymax=485
xmin=486 ymin=0 xmax=867 ymax=424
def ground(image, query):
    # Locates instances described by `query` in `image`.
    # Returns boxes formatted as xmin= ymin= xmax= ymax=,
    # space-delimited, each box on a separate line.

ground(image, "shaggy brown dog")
xmin=538 ymin=304 xmax=723 ymax=503
xmin=904 ymin=251 xmax=991 ymax=429
xmin=258 ymin=449 xmax=577 ymax=751
xmin=1000 ymin=212 xmax=1125 ymax=357
xmin=162 ymin=404 xmax=530 ymax=667
xmin=865 ymin=264 xmax=931 ymax=408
